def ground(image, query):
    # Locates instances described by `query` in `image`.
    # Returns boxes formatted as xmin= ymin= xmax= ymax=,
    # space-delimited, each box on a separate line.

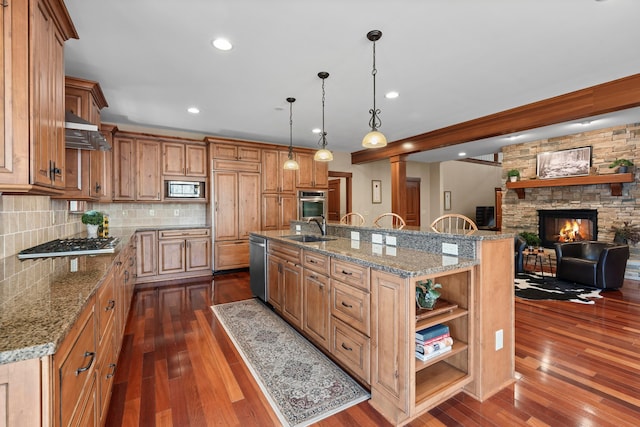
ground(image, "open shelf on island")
xmin=415 ymin=341 xmax=468 ymax=373
xmin=416 ymin=299 xmax=458 ymax=321
xmin=415 ymin=360 xmax=471 ymax=405
xmin=505 ymin=173 xmax=634 ymax=199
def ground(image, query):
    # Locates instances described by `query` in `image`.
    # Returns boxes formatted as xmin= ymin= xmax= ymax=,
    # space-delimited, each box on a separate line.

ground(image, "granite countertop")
xmin=0 ymin=231 xmax=135 ymax=365
xmin=252 ymin=230 xmax=479 ymax=278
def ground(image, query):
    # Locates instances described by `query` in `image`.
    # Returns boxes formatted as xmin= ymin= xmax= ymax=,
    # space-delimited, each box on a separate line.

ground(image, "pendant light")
xmin=283 ymin=97 xmax=300 ymax=170
xmin=314 ymin=71 xmax=333 ymax=162
xmin=362 ymin=30 xmax=387 ymax=149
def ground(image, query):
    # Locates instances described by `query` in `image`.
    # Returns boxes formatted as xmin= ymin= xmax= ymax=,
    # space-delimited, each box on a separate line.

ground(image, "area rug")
xmin=515 ymin=272 xmax=603 ymax=304
xmin=211 ymin=298 xmax=369 ymax=427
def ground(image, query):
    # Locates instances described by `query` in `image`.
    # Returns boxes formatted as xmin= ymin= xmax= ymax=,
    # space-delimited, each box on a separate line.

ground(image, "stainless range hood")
xmin=65 ymin=111 xmax=111 ymax=151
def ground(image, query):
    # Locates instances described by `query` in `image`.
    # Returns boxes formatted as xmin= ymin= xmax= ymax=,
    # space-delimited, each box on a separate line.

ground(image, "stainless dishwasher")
xmin=249 ymin=235 xmax=268 ymax=302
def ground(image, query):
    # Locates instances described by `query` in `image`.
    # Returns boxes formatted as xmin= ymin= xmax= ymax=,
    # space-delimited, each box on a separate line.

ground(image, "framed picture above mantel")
xmin=536 ymin=146 xmax=591 ymax=179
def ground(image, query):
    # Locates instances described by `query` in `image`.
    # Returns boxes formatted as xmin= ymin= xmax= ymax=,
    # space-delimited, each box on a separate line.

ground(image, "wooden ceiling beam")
xmin=351 ymin=73 xmax=640 ymax=164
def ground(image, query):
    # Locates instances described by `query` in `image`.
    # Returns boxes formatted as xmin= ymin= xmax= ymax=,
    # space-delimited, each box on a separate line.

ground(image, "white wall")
xmin=329 ymin=151 xmax=502 ymax=226
xmin=439 ymin=160 xmax=503 ymax=220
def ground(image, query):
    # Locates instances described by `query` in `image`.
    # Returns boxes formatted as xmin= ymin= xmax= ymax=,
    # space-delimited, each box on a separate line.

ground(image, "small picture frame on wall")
xmin=372 ymin=180 xmax=382 ymax=204
xmin=444 ymin=191 xmax=451 ymax=210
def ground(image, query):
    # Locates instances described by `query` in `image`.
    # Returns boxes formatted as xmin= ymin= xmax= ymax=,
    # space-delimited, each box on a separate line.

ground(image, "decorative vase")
xmin=509 ymin=176 xmax=517 ymax=182
xmin=618 ymin=165 xmax=628 ymax=173
xmin=87 ymin=224 xmax=99 ymax=239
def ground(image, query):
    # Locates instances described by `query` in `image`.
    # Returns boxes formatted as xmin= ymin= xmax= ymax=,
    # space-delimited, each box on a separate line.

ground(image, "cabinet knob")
xmin=105 ymin=300 xmax=116 ymax=311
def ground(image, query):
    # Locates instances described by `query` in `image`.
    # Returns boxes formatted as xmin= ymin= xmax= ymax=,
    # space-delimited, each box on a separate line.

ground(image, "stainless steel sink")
xmin=283 ymin=234 xmax=337 ymax=243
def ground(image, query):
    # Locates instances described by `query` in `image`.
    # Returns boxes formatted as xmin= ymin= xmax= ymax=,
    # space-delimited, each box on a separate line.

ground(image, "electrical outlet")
xmin=70 ymin=258 xmax=78 ymax=272
xmin=295 ymin=225 xmax=301 ymax=231
xmin=122 ymin=210 xmax=127 ymax=216
xmin=372 ymin=233 xmax=383 ymax=244
xmin=386 ymin=235 xmax=396 ymax=246
xmin=351 ymin=231 xmax=360 ymax=241
xmin=51 ymin=211 xmax=55 ymax=225
xmin=495 ymin=329 xmax=503 ymax=350
xmin=174 ymin=209 xmax=180 ymax=216
xmin=149 ymin=209 xmax=155 ymax=216
xmin=442 ymin=242 xmax=458 ymax=255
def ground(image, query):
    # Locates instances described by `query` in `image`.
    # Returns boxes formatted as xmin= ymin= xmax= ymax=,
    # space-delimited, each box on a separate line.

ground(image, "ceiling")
xmin=63 ymin=0 xmax=640 ymax=164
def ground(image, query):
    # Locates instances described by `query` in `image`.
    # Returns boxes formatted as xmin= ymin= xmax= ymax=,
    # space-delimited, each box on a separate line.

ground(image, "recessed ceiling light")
xmin=458 ymin=152 xmax=466 ymax=157
xmin=212 ymin=38 xmax=233 ymax=51
xmin=385 ymin=91 xmax=399 ymax=99
xmin=187 ymin=107 xmax=200 ymax=114
xmin=312 ymin=128 xmax=321 ymax=134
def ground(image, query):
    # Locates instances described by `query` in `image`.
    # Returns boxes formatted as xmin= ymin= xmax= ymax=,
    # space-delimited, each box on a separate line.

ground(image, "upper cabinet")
xmin=262 ymin=149 xmax=295 ymax=194
xmin=113 ymin=131 xmax=207 ymax=202
xmin=162 ymin=142 xmax=207 ymax=178
xmin=211 ymin=141 xmax=261 ymax=162
xmin=0 ymin=0 xmax=78 ymax=194
xmin=295 ymin=151 xmax=328 ymax=189
xmin=54 ymin=76 xmax=109 ymax=201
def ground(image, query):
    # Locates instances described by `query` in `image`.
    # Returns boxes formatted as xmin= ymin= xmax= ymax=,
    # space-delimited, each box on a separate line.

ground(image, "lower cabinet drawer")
xmin=214 ymin=240 xmax=249 ymax=270
xmin=330 ymin=280 xmax=370 ymax=336
xmin=56 ymin=306 xmax=96 ymax=427
xmin=331 ymin=317 xmax=370 ymax=385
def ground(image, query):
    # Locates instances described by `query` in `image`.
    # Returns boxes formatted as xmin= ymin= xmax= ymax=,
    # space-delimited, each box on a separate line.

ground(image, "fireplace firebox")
xmin=538 ymin=209 xmax=598 ymax=248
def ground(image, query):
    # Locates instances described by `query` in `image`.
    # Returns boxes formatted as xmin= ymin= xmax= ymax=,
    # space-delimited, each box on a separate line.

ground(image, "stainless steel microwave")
xmin=166 ymin=181 xmax=204 ymax=198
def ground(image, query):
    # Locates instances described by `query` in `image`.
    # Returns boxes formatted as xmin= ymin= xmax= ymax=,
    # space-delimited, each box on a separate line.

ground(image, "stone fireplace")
xmin=538 ymin=209 xmax=598 ymax=248
xmin=500 ymin=123 xmax=639 ymax=280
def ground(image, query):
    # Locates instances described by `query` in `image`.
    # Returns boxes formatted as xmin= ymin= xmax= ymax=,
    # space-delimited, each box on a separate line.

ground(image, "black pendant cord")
xmin=287 ymin=97 xmax=295 ymax=159
xmin=369 ymin=39 xmax=382 ymax=131
xmin=318 ymin=72 xmax=329 ymax=149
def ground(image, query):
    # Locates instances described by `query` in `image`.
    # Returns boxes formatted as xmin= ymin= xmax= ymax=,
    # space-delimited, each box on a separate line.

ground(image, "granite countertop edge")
xmin=252 ymin=230 xmax=481 ymax=277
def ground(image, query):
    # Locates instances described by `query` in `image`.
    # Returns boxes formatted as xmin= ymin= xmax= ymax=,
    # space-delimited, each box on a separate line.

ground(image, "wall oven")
xmin=298 ymin=190 xmax=327 ymax=220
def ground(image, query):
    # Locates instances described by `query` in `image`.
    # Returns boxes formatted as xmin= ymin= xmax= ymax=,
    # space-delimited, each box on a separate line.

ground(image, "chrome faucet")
xmin=307 ymin=215 xmax=326 ymax=235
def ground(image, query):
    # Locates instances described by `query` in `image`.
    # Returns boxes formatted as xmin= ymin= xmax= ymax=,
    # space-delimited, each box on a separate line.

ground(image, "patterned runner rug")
xmin=211 ymin=298 xmax=369 ymax=427
xmin=515 ymin=272 xmax=603 ymax=304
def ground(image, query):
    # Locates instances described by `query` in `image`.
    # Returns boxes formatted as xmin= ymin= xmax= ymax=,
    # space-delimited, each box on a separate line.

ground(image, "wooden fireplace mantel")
xmin=506 ymin=173 xmax=634 ymax=199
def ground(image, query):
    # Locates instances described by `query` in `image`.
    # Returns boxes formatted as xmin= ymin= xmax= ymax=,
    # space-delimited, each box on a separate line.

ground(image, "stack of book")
xmin=415 ymin=323 xmax=453 ymax=362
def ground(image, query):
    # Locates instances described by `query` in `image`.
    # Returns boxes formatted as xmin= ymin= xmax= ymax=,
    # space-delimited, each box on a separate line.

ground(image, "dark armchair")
xmin=554 ymin=241 xmax=630 ymax=289
xmin=514 ymin=236 xmax=527 ymax=273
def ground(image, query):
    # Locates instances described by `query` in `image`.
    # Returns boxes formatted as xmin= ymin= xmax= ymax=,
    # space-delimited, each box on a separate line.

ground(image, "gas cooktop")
xmin=18 ymin=237 xmax=119 ymax=260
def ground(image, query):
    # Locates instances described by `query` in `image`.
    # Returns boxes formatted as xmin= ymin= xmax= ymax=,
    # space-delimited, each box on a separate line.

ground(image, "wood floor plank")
xmin=107 ymin=273 xmax=640 ymax=426
xmin=194 ymin=310 xmax=245 ymax=403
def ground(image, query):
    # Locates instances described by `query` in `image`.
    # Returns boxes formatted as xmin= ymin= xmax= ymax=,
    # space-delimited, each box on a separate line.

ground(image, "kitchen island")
xmin=251 ymin=225 xmax=514 ymax=426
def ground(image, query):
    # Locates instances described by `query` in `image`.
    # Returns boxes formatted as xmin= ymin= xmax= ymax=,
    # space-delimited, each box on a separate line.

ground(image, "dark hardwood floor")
xmin=106 ymin=272 xmax=640 ymax=426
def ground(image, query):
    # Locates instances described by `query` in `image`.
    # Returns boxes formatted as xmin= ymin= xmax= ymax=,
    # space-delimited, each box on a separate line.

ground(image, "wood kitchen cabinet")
xmin=136 ymin=230 xmax=158 ymax=279
xmin=112 ymin=136 xmax=136 ymax=201
xmin=261 ymin=193 xmax=297 ymax=231
xmin=302 ymin=250 xmax=331 ymax=350
xmin=162 ymin=142 xmax=207 ymax=178
xmin=262 ymin=149 xmax=295 ymax=194
xmin=295 ymin=151 xmax=328 ymax=189
xmin=267 ymin=241 xmax=303 ymax=330
xmin=262 ymin=148 xmax=297 ymax=230
xmin=213 ymin=170 xmax=260 ymax=270
xmin=0 ymin=358 xmax=44 ymax=426
xmin=54 ymin=76 xmax=109 ymax=201
xmin=0 ymin=0 xmax=77 ymax=194
xmin=158 ymin=228 xmax=211 ymax=275
xmin=210 ymin=140 xmax=261 ymax=162
xmin=136 ymin=139 xmax=162 ymax=201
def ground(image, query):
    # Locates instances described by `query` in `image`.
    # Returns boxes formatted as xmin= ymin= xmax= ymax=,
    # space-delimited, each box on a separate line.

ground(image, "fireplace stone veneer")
xmin=538 ymin=209 xmax=598 ymax=248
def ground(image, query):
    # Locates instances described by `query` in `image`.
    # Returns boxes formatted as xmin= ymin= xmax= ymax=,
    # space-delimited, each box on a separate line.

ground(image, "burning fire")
xmin=557 ymin=219 xmax=585 ymax=242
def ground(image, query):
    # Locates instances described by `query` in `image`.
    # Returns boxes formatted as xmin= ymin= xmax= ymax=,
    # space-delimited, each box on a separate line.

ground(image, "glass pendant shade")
xmin=283 ymin=155 xmax=299 ymax=170
xmin=362 ymin=130 xmax=387 ymax=148
xmin=314 ymin=148 xmax=333 ymax=161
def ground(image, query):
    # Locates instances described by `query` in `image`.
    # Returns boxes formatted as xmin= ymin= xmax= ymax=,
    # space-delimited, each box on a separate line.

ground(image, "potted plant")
xmin=81 ymin=210 xmax=103 ymax=238
xmin=519 ymin=231 xmax=541 ymax=250
xmin=609 ymin=158 xmax=634 ymax=173
xmin=415 ymin=279 xmax=442 ymax=310
xmin=507 ymin=169 xmax=520 ymax=182
xmin=611 ymin=221 xmax=640 ymax=245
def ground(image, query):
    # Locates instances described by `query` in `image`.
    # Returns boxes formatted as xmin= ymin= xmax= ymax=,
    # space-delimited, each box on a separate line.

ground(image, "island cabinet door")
xmin=370 ymin=269 xmax=410 ymax=420
xmin=281 ymin=261 xmax=303 ymax=330
xmin=267 ymin=255 xmax=282 ymax=311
